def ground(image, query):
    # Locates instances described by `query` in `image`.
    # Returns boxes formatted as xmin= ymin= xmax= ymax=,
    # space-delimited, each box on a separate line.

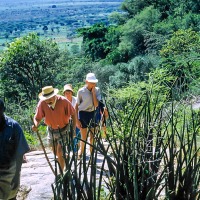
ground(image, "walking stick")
xmin=31 ymin=116 xmax=55 ymax=175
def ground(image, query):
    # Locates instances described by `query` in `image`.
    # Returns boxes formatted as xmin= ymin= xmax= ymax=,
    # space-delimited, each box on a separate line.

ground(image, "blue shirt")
xmin=0 ymin=115 xmax=30 ymax=167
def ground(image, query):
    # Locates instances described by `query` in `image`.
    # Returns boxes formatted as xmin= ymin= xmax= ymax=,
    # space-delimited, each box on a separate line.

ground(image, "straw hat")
xmin=63 ymin=84 xmax=73 ymax=93
xmin=38 ymin=86 xmax=59 ymax=100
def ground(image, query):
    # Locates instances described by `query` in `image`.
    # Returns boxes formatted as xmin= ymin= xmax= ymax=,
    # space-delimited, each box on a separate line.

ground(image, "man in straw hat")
xmin=32 ymin=86 xmax=76 ymax=172
xmin=0 ymin=98 xmax=30 ymax=200
xmin=76 ymin=73 xmax=101 ymax=158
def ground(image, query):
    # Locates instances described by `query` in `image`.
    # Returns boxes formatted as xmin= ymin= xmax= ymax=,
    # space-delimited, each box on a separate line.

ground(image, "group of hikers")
xmin=0 ymin=72 xmax=108 ymax=200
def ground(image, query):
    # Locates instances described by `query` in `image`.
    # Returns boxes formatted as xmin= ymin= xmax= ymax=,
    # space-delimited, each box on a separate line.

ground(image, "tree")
xmin=78 ymin=23 xmax=109 ymax=61
xmin=160 ymin=29 xmax=200 ymax=94
xmin=103 ymin=25 xmax=121 ymax=64
xmin=70 ymin=44 xmax=80 ymax=55
xmin=117 ymin=6 xmax=161 ymax=61
xmin=121 ymin=0 xmax=200 ymax=20
xmin=121 ymin=0 xmax=149 ymax=18
xmin=0 ymin=33 xmax=60 ymax=103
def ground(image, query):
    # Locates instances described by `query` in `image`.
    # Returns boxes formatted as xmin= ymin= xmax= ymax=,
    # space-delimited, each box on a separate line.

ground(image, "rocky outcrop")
xmin=17 ymin=151 xmax=55 ymax=200
xmin=17 ymin=140 xmax=110 ymax=200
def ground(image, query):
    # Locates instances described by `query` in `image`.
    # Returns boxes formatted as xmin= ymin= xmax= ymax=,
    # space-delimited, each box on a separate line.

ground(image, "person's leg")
xmin=101 ymin=118 xmax=107 ymax=138
xmin=88 ymin=111 xmax=98 ymax=154
xmin=89 ymin=128 xmax=94 ymax=154
xmin=73 ymin=127 xmax=80 ymax=152
xmin=47 ymin=127 xmax=55 ymax=152
xmin=51 ymin=142 xmax=57 ymax=156
xmin=51 ymin=141 xmax=64 ymax=173
xmin=78 ymin=127 xmax=87 ymax=157
xmin=56 ymin=142 xmax=65 ymax=171
xmin=101 ymin=126 xmax=107 ymax=138
xmin=78 ymin=111 xmax=90 ymax=157
xmin=47 ymin=130 xmax=62 ymax=171
xmin=77 ymin=130 xmax=81 ymax=150
xmin=49 ymin=134 xmax=63 ymax=172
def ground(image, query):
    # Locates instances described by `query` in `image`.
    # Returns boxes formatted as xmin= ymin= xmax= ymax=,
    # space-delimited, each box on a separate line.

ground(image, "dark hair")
xmin=0 ymin=99 xmax=5 ymax=112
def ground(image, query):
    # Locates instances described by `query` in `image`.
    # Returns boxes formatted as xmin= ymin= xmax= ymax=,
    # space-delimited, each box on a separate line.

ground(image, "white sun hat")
xmin=86 ymin=73 xmax=98 ymax=83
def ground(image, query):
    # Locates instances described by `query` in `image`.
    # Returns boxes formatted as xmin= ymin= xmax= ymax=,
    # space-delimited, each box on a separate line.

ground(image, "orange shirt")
xmin=34 ymin=95 xmax=75 ymax=129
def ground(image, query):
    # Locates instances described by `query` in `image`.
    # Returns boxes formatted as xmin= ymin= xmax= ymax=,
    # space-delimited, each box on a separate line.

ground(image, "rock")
xmin=17 ymin=140 xmax=111 ymax=199
xmin=18 ymin=150 xmax=55 ymax=200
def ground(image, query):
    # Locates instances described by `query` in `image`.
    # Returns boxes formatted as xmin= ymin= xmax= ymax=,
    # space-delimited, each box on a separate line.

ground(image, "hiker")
xmin=0 ymin=99 xmax=30 ymax=200
xmin=32 ymin=86 xmax=76 ymax=172
xmin=76 ymin=73 xmax=101 ymax=158
xmin=63 ymin=84 xmax=80 ymax=152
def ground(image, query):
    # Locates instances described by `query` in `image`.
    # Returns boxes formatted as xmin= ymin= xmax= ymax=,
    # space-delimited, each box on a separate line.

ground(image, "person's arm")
xmin=32 ymin=102 xmax=42 ymax=131
xmin=71 ymin=113 xmax=76 ymax=131
xmin=71 ymin=113 xmax=76 ymax=137
xmin=103 ymin=107 xmax=109 ymax=119
xmin=32 ymin=117 xmax=41 ymax=132
xmin=99 ymin=101 xmax=108 ymax=119
xmin=12 ymin=123 xmax=30 ymax=190
xmin=91 ymin=87 xmax=99 ymax=108
xmin=75 ymin=103 xmax=82 ymax=129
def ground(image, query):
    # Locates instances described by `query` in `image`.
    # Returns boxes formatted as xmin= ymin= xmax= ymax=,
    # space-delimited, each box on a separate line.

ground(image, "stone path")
xmin=17 ymin=150 xmax=55 ymax=200
xmin=17 ymin=141 xmax=110 ymax=200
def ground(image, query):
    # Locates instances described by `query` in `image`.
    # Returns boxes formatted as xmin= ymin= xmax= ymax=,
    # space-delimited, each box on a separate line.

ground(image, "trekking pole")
xmin=30 ymin=116 xmax=55 ymax=175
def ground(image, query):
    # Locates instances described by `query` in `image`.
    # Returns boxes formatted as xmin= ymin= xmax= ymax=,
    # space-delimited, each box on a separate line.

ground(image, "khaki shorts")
xmin=47 ymin=124 xmax=70 ymax=147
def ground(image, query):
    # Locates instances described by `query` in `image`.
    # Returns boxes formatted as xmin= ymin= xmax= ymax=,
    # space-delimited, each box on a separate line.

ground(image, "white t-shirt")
xmin=71 ymin=96 xmax=77 ymax=108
